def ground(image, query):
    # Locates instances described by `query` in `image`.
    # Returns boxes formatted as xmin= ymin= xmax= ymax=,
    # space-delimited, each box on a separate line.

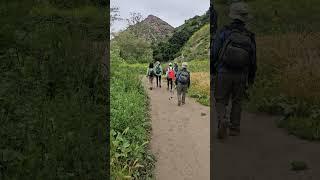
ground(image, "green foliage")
xmin=152 ymin=11 xmax=209 ymax=62
xmin=110 ymin=45 xmax=155 ymax=179
xmin=177 ymin=24 xmax=210 ymax=62
xmin=0 ymin=1 xmax=107 ymax=179
xmin=113 ymin=31 xmax=153 ymax=63
xmin=186 ymin=60 xmax=210 ymax=106
xmin=290 ymin=161 xmax=308 ymax=171
xmin=215 ymin=0 xmax=320 ymax=34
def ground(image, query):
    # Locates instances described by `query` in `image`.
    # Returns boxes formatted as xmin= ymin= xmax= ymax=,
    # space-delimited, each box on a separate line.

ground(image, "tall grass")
xmin=247 ymin=32 xmax=320 ymax=140
xmin=110 ymin=45 xmax=155 ymax=179
xmin=179 ymin=60 xmax=210 ymax=106
xmin=0 ymin=1 xmax=107 ymax=179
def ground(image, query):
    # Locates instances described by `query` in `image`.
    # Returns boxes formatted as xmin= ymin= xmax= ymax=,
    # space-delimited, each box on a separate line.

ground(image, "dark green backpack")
xmin=148 ymin=68 xmax=155 ymax=76
xmin=177 ymin=70 xmax=190 ymax=84
xmin=219 ymin=28 xmax=253 ymax=70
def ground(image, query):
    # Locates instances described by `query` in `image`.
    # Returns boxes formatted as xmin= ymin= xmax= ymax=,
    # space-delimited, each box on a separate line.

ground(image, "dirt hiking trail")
xmin=144 ymin=77 xmax=210 ymax=180
xmin=211 ymin=101 xmax=320 ymax=180
xmin=144 ymin=77 xmax=320 ymax=180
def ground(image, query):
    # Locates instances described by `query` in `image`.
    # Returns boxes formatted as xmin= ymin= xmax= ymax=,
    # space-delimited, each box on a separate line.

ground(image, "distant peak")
xmin=147 ymin=14 xmax=157 ymax=18
xmin=145 ymin=14 xmax=161 ymax=21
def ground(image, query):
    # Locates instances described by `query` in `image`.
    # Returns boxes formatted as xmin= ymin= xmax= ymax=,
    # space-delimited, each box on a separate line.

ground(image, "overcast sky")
xmin=111 ymin=0 xmax=209 ymax=32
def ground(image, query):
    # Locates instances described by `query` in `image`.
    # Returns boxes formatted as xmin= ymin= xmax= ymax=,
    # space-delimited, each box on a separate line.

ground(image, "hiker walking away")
xmin=173 ymin=62 xmax=179 ymax=90
xmin=211 ymin=2 xmax=257 ymax=139
xmin=146 ymin=62 xmax=155 ymax=90
xmin=166 ymin=62 xmax=175 ymax=92
xmin=154 ymin=61 xmax=163 ymax=88
xmin=176 ymin=62 xmax=191 ymax=106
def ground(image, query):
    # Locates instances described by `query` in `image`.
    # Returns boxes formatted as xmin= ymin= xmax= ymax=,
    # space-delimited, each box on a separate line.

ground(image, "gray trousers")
xmin=214 ymin=72 xmax=247 ymax=129
xmin=177 ymin=83 xmax=188 ymax=103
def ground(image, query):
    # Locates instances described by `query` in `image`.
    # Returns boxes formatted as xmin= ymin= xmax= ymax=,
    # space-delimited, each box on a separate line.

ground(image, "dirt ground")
xmin=144 ymin=77 xmax=210 ymax=180
xmin=144 ymin=77 xmax=320 ymax=180
xmin=211 ymin=107 xmax=320 ymax=180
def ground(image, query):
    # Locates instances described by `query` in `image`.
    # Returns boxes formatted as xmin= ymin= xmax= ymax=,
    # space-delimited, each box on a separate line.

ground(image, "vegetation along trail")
xmin=144 ymin=77 xmax=210 ymax=180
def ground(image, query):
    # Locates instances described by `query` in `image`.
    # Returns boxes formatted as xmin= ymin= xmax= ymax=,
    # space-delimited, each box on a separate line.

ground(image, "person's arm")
xmin=160 ymin=66 xmax=163 ymax=75
xmin=146 ymin=68 xmax=149 ymax=77
xmin=175 ymin=71 xmax=179 ymax=85
xmin=248 ymin=33 xmax=257 ymax=85
xmin=211 ymin=29 xmax=224 ymax=76
xmin=188 ymin=72 xmax=191 ymax=88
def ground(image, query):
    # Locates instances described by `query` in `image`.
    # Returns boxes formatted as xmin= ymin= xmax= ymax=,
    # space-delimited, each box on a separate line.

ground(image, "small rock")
xmin=201 ymin=112 xmax=206 ymax=116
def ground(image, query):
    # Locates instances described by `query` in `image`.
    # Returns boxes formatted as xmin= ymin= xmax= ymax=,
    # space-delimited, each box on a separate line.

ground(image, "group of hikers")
xmin=146 ymin=61 xmax=191 ymax=106
xmin=146 ymin=1 xmax=257 ymax=141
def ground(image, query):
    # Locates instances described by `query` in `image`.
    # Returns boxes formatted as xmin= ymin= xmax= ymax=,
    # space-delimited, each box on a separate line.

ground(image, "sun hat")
xmin=169 ymin=62 xmax=173 ymax=66
xmin=229 ymin=2 xmax=250 ymax=22
xmin=182 ymin=62 xmax=188 ymax=68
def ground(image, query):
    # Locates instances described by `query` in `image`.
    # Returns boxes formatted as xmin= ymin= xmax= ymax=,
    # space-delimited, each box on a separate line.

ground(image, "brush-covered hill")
xmin=123 ymin=15 xmax=174 ymax=43
xmin=176 ymin=23 xmax=209 ymax=62
xmin=152 ymin=11 xmax=210 ymax=62
xmin=112 ymin=15 xmax=174 ymax=63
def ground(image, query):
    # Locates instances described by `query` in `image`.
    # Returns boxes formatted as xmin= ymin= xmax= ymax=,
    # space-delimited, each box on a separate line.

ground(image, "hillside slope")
xmin=176 ymin=23 xmax=209 ymax=62
xmin=152 ymin=11 xmax=209 ymax=62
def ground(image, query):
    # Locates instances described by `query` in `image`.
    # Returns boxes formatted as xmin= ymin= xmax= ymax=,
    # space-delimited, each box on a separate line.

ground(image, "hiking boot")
xmin=160 ymin=85 xmax=161 ymax=88
xmin=217 ymin=121 xmax=228 ymax=140
xmin=229 ymin=127 xmax=240 ymax=136
xmin=182 ymin=102 xmax=185 ymax=105
xmin=178 ymin=101 xmax=181 ymax=106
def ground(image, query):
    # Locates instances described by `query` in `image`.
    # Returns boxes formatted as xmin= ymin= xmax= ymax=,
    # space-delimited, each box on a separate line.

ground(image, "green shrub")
xmin=110 ymin=45 xmax=155 ymax=179
xmin=0 ymin=1 xmax=107 ymax=179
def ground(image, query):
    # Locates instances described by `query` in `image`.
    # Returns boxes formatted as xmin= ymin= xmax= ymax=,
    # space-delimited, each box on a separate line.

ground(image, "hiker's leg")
xmin=156 ymin=76 xmax=159 ymax=87
xmin=170 ymin=79 xmax=173 ymax=90
xmin=177 ymin=84 xmax=182 ymax=105
xmin=230 ymin=73 xmax=247 ymax=130
xmin=167 ymin=78 xmax=169 ymax=90
xmin=214 ymin=73 xmax=232 ymax=129
xmin=182 ymin=85 xmax=187 ymax=104
xmin=159 ymin=75 xmax=161 ymax=87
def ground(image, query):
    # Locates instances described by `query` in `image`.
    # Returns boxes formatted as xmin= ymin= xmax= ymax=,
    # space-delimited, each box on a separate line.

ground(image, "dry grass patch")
xmin=189 ymin=72 xmax=210 ymax=106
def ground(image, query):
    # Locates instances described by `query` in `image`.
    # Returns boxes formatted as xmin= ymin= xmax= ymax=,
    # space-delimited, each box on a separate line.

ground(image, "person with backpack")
xmin=175 ymin=62 xmax=190 ymax=106
xmin=154 ymin=61 xmax=163 ymax=88
xmin=211 ymin=2 xmax=257 ymax=139
xmin=166 ymin=62 xmax=175 ymax=92
xmin=146 ymin=62 xmax=155 ymax=90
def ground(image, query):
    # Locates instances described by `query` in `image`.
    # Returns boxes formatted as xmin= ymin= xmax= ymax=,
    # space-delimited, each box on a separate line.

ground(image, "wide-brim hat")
xmin=182 ymin=62 xmax=188 ymax=68
xmin=229 ymin=2 xmax=250 ymax=22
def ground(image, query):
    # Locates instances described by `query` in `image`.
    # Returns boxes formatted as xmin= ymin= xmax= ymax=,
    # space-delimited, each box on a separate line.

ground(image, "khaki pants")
xmin=214 ymin=72 xmax=247 ymax=129
xmin=177 ymin=83 xmax=188 ymax=104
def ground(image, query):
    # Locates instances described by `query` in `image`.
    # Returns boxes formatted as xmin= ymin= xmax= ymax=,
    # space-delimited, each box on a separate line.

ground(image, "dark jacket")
xmin=175 ymin=68 xmax=190 ymax=88
xmin=211 ymin=19 xmax=257 ymax=84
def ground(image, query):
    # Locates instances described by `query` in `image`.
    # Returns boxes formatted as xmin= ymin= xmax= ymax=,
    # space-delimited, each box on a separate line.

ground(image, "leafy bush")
xmin=0 ymin=1 xmax=107 ymax=179
xmin=113 ymin=32 xmax=153 ymax=64
xmin=110 ymin=45 xmax=155 ymax=179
